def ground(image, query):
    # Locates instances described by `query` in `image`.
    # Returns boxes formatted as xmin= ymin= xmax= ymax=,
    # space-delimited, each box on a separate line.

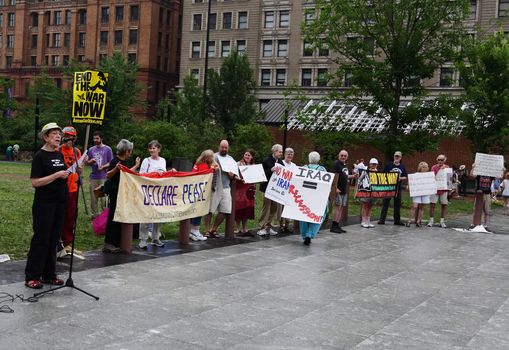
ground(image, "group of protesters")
xmin=24 ymin=122 xmax=508 ymax=289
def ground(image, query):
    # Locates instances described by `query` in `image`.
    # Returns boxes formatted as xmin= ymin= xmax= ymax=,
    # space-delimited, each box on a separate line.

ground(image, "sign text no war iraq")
xmin=72 ymin=71 xmax=109 ymax=125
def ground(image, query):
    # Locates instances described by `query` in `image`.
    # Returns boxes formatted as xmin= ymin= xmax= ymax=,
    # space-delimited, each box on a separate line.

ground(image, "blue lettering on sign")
xmin=276 ymin=177 xmax=290 ymax=190
xmin=141 ymin=184 xmax=179 ymax=206
xmin=182 ymin=181 xmax=208 ymax=204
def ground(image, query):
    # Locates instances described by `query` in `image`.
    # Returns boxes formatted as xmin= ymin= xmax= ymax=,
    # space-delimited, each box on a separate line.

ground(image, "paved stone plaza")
xmin=0 ymin=212 xmax=508 ymax=349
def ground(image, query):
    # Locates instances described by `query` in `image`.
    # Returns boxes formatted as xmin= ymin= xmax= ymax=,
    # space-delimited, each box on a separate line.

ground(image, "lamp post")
xmin=202 ymin=0 xmax=213 ymax=118
xmin=33 ymin=96 xmax=40 ymax=153
xmin=283 ymin=108 xmax=288 ymax=151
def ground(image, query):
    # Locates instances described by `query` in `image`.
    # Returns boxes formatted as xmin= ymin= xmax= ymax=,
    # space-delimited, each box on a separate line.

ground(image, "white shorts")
xmin=412 ymin=195 xmax=430 ymax=204
xmin=210 ymin=188 xmax=232 ymax=214
xmin=430 ymin=193 xmax=449 ymax=205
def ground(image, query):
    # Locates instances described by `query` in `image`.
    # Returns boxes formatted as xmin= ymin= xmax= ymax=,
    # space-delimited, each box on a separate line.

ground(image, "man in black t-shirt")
xmin=330 ymin=150 xmax=355 ymax=233
xmin=378 ymin=151 xmax=407 ymax=225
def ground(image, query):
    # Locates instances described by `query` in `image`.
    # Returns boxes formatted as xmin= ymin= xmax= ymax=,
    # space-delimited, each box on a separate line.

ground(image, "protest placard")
xmin=435 ymin=168 xmax=452 ymax=191
xmin=281 ymin=166 xmax=335 ymax=223
xmin=408 ymin=172 xmax=438 ymax=197
xmin=72 ymin=71 xmax=109 ymax=125
xmin=67 ymin=150 xmax=88 ymax=174
xmin=239 ymin=164 xmax=267 ymax=184
xmin=265 ymin=164 xmax=294 ymax=205
xmin=473 ymin=153 xmax=505 ymax=178
xmin=217 ymin=155 xmax=239 ymax=177
xmin=355 ymin=171 xmax=400 ymax=198
xmin=114 ymin=166 xmax=213 ymax=223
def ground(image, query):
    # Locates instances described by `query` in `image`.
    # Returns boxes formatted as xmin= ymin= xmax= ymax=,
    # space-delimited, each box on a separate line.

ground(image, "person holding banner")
xmin=138 ymin=140 xmax=166 ymax=249
xmin=378 ymin=151 xmax=407 ymax=226
xmin=234 ymin=150 xmax=256 ymax=236
xmin=103 ymin=139 xmax=140 ymax=253
xmin=428 ymin=154 xmax=450 ymax=228
xmin=360 ymin=158 xmax=379 ymax=228
xmin=25 ymin=123 xmax=69 ymax=289
xmin=257 ymin=144 xmax=284 ymax=236
xmin=189 ymin=150 xmax=217 ymax=241
xmin=406 ymin=162 xmax=430 ymax=227
xmin=277 ymin=147 xmax=298 ymax=234
xmin=300 ymin=152 xmax=327 ymax=245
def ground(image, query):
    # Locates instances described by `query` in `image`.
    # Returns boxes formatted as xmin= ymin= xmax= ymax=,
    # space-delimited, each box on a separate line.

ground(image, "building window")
xmin=317 ymin=68 xmax=328 ymax=87
xmin=277 ymin=40 xmax=288 ymax=57
xmin=167 ymin=9 xmax=171 ymax=26
xmin=31 ymin=55 xmax=37 ymax=66
xmin=469 ymin=0 xmax=477 ymax=19
xmin=364 ymin=37 xmax=375 ymax=55
xmin=501 ymin=0 xmax=509 ymax=17
xmin=319 ymin=43 xmax=329 ymax=57
xmin=223 ymin=12 xmax=232 ymax=29
xmin=406 ymin=75 xmax=420 ymax=87
xmin=260 ymin=69 xmax=270 ymax=86
xmin=238 ymin=11 xmax=247 ymax=29
xmin=31 ymin=13 xmax=38 ymax=27
xmin=303 ymin=41 xmax=313 ymax=56
xmin=304 ymin=10 xmax=315 ymax=25
xmin=7 ymin=13 xmax=14 ymax=27
xmin=8 ymin=0 xmax=15 ymax=6
xmin=264 ymin=11 xmax=274 ymax=29
xmin=279 ymin=10 xmax=289 ymax=28
xmin=78 ymin=55 xmax=85 ymax=62
xmin=52 ymin=55 xmax=60 ymax=66
xmin=0 ymin=35 xmax=2 ymax=48
xmin=5 ymin=55 xmax=12 ymax=68
xmin=439 ymin=67 xmax=454 ymax=87
xmin=129 ymin=29 xmax=137 ymax=44
xmin=344 ymin=70 xmax=353 ymax=87
xmin=45 ymin=34 xmax=49 ymax=47
xmin=114 ymin=30 xmax=122 ymax=45
xmin=158 ymin=32 xmax=162 ymax=48
xmin=207 ymin=41 xmax=215 ymax=58
xmin=128 ymin=53 xmax=136 ymax=63
xmin=78 ymin=10 xmax=86 ymax=25
xmin=301 ymin=68 xmax=312 ymax=86
xmin=64 ymin=33 xmax=70 ymax=48
xmin=191 ymin=41 xmax=201 ymax=58
xmin=164 ymin=57 xmax=168 ymax=72
xmin=53 ymin=33 xmax=61 ymax=47
xmin=44 ymin=55 xmax=49 ymax=65
xmin=101 ymin=7 xmax=109 ymax=23
xmin=65 ymin=10 xmax=71 ymax=25
xmin=6 ymin=34 xmax=13 ymax=48
xmin=193 ymin=14 xmax=202 ymax=30
xmin=221 ymin=40 xmax=230 ymax=57
xmin=54 ymin=11 xmax=62 ymax=25
xmin=116 ymin=6 xmax=124 ymax=22
xmin=191 ymin=68 xmax=199 ymax=82
xmin=130 ymin=5 xmax=139 ymax=21
xmin=262 ymin=40 xmax=272 ymax=57
xmin=165 ymin=34 xmax=169 ymax=49
xmin=276 ymin=69 xmax=286 ymax=86
xmin=79 ymin=32 xmax=86 ymax=47
xmin=159 ymin=10 xmax=164 ymax=25
xmin=236 ymin=39 xmax=246 ymax=55
xmin=31 ymin=34 xmax=37 ymax=49
xmin=100 ymin=31 xmax=108 ymax=46
xmin=63 ymin=55 xmax=69 ymax=65
xmin=208 ymin=13 xmax=217 ymax=30
xmin=55 ymin=78 xmax=62 ymax=89
xmin=157 ymin=56 xmax=161 ymax=70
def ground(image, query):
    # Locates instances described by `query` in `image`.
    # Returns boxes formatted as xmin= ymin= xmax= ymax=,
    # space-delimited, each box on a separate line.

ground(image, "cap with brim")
xmin=394 ymin=151 xmax=402 ymax=157
xmin=369 ymin=158 xmax=378 ymax=164
xmin=41 ymin=122 xmax=62 ymax=135
xmin=459 ymin=165 xmax=466 ymax=170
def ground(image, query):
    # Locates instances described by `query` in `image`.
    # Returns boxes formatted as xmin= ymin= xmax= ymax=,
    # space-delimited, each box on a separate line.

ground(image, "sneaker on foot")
xmin=64 ymin=245 xmax=83 ymax=255
xmin=257 ymin=229 xmax=268 ymax=236
xmin=195 ymin=231 xmax=207 ymax=241
xmin=361 ymin=223 xmax=370 ymax=228
xmin=440 ymin=222 xmax=447 ymax=228
xmin=152 ymin=239 xmax=165 ymax=247
xmin=368 ymin=223 xmax=375 ymax=228
xmin=56 ymin=248 xmax=69 ymax=259
xmin=268 ymin=228 xmax=278 ymax=236
xmin=427 ymin=221 xmax=434 ymax=227
xmin=138 ymin=240 xmax=148 ymax=249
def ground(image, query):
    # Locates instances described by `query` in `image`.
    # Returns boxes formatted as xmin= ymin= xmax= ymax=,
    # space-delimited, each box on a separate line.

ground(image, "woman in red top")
xmin=235 ymin=150 xmax=256 ymax=236
xmin=190 ymin=150 xmax=218 ymax=240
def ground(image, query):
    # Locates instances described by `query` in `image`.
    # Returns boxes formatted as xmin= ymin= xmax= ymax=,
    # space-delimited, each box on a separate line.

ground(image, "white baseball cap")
xmin=369 ymin=158 xmax=378 ymax=165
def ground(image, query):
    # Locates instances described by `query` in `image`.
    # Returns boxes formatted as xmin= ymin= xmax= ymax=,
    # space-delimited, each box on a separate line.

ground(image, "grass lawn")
xmin=0 ymin=161 xmax=476 ymax=260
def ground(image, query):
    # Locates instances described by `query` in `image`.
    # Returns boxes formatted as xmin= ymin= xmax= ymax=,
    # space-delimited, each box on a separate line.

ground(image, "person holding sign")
xmin=300 ymin=152 xmax=328 ymax=245
xmin=25 ymin=123 xmax=69 ymax=289
xmin=331 ymin=150 xmax=356 ymax=233
xmin=406 ymin=162 xmax=431 ymax=227
xmin=378 ymin=151 xmax=407 ymax=226
xmin=428 ymin=154 xmax=450 ymax=228
xmin=277 ymin=147 xmax=298 ymax=234
xmin=257 ymin=144 xmax=284 ymax=236
xmin=360 ymin=159 xmax=379 ymax=228
xmin=103 ymin=139 xmax=141 ymax=253
xmin=469 ymin=164 xmax=495 ymax=230
xmin=235 ymin=150 xmax=256 ymax=236
xmin=500 ymin=172 xmax=509 ymax=215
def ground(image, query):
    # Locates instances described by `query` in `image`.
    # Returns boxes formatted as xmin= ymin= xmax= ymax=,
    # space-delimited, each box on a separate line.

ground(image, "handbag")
xmin=92 ymin=208 xmax=109 ymax=236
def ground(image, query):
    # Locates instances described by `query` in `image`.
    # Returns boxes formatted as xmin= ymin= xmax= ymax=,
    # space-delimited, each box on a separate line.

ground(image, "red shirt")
xmin=192 ymin=163 xmax=210 ymax=173
xmin=60 ymin=145 xmax=82 ymax=192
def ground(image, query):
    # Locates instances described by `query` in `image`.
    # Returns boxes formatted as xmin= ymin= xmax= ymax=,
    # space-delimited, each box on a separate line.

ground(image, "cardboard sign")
xmin=435 ymin=168 xmax=452 ymax=191
xmin=473 ymin=153 xmax=505 ymax=178
xmin=72 ymin=71 xmax=109 ymax=125
xmin=408 ymin=172 xmax=438 ymax=197
xmin=265 ymin=164 xmax=294 ymax=205
xmin=355 ymin=171 xmax=400 ymax=198
xmin=217 ymin=154 xmax=239 ymax=177
xmin=239 ymin=164 xmax=267 ymax=184
xmin=114 ymin=167 xmax=213 ymax=223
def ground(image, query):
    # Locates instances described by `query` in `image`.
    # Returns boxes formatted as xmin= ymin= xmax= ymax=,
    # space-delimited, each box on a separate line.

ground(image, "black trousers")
xmin=25 ymin=200 xmax=66 ymax=281
xmin=104 ymin=193 xmax=121 ymax=247
xmin=460 ymin=178 xmax=468 ymax=196
xmin=379 ymin=193 xmax=402 ymax=223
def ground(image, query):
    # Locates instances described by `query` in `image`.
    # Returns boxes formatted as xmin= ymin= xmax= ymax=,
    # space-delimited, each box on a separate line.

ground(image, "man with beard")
xmin=86 ymin=131 xmax=113 ymax=218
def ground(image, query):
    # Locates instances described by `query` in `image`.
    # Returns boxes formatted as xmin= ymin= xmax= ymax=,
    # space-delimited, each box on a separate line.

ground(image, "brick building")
xmin=0 ymin=0 xmax=181 ymax=115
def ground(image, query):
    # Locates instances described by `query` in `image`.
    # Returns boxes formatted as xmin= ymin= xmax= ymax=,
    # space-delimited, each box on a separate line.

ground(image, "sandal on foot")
xmin=42 ymin=277 xmax=65 ymax=286
xmin=25 ymin=279 xmax=43 ymax=289
xmin=210 ymin=230 xmax=219 ymax=238
xmin=203 ymin=231 xmax=211 ymax=238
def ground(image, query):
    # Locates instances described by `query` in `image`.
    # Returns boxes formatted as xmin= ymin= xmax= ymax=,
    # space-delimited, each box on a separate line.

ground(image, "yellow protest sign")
xmin=72 ymin=70 xmax=108 ymax=125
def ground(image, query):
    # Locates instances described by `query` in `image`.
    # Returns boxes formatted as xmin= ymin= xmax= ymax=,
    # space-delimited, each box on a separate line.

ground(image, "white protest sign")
xmin=473 ymin=153 xmax=505 ymax=178
xmin=67 ymin=150 xmax=88 ymax=174
xmin=282 ymin=166 xmax=335 ymax=224
xmin=239 ymin=164 xmax=267 ymax=184
xmin=264 ymin=164 xmax=294 ymax=205
xmin=435 ymin=167 xmax=452 ymax=191
xmin=217 ymin=154 xmax=239 ymax=177
xmin=408 ymin=172 xmax=437 ymax=197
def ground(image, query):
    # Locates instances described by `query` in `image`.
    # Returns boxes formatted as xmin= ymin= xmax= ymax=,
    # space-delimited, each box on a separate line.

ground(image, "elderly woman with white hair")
xmin=300 ymin=151 xmax=328 ymax=246
xmin=103 ymin=139 xmax=140 ymax=253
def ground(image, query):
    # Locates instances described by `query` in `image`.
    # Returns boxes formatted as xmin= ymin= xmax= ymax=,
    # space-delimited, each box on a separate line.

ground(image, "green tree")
xmin=170 ymin=75 xmax=205 ymax=128
xmin=230 ymin=123 xmax=273 ymax=161
xmin=0 ymin=76 xmax=15 ymax=116
xmin=304 ymin=0 xmax=469 ymax=159
xmin=456 ymin=31 xmax=509 ymax=153
xmin=207 ymin=51 xmax=258 ymax=135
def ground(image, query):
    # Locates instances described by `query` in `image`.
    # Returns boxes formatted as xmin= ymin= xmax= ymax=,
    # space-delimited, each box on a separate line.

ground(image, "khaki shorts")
xmin=430 ymin=193 xmax=449 ymax=205
xmin=334 ymin=193 xmax=348 ymax=207
xmin=210 ymin=188 xmax=232 ymax=214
